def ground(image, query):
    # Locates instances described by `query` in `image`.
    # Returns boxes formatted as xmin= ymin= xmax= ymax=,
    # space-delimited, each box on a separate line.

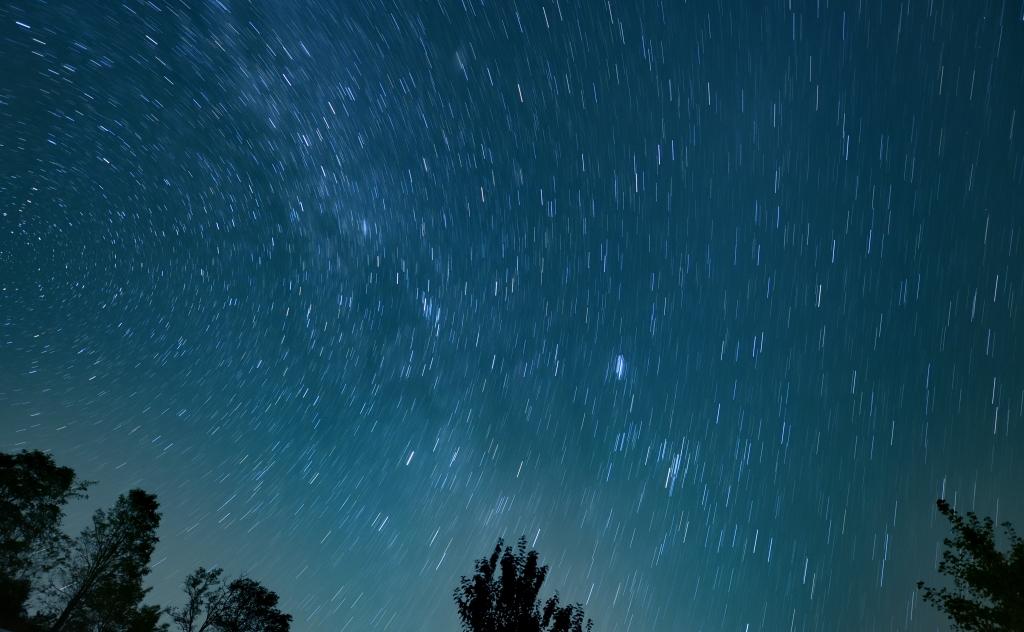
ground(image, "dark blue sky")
xmin=3 ymin=0 xmax=1023 ymax=630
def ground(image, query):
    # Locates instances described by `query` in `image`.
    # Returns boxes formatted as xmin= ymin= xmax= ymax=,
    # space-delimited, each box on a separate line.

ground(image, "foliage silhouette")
xmin=918 ymin=498 xmax=1024 ymax=632
xmin=455 ymin=536 xmax=593 ymax=632
xmin=0 ymin=448 xmax=294 ymax=632
xmin=0 ymin=448 xmax=93 ymax=630
xmin=166 ymin=567 xmax=227 ymax=632
xmin=208 ymin=578 xmax=291 ymax=632
xmin=34 ymin=489 xmax=165 ymax=632
xmin=0 ymin=450 xmax=92 ymax=629
xmin=166 ymin=568 xmax=291 ymax=632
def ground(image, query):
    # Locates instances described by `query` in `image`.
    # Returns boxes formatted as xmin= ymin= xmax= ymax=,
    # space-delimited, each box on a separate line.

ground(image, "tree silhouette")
xmin=0 ymin=450 xmax=91 ymax=630
xmin=1 ymin=449 xmax=293 ymax=632
xmin=918 ymin=499 xmax=1024 ymax=632
xmin=166 ymin=567 xmax=227 ymax=632
xmin=34 ymin=489 xmax=165 ymax=632
xmin=208 ymin=578 xmax=292 ymax=632
xmin=455 ymin=537 xmax=593 ymax=632
xmin=166 ymin=568 xmax=291 ymax=632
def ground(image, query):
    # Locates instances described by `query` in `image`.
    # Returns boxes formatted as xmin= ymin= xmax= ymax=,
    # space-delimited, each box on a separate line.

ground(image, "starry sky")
xmin=2 ymin=0 xmax=1023 ymax=630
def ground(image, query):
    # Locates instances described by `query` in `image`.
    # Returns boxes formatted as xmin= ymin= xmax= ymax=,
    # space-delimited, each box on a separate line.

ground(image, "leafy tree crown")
xmin=455 ymin=536 xmax=593 ymax=632
xmin=918 ymin=499 xmax=1024 ymax=632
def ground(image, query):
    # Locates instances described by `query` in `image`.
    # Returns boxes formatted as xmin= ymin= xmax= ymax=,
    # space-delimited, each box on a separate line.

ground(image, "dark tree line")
xmin=457 ymin=503 xmax=1024 ymax=632
xmin=1 ymin=450 xmax=291 ymax=632
xmin=14 ymin=448 xmax=1024 ymax=632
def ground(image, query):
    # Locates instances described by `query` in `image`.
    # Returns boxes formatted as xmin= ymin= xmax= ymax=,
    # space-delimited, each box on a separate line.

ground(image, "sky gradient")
xmin=2 ymin=0 xmax=1023 ymax=631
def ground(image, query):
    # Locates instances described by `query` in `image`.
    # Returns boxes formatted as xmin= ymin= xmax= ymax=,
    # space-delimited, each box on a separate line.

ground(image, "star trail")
xmin=2 ymin=0 xmax=1023 ymax=630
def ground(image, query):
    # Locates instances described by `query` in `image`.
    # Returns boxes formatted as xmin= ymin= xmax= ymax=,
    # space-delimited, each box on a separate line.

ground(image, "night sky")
xmin=2 ymin=0 xmax=1023 ymax=630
